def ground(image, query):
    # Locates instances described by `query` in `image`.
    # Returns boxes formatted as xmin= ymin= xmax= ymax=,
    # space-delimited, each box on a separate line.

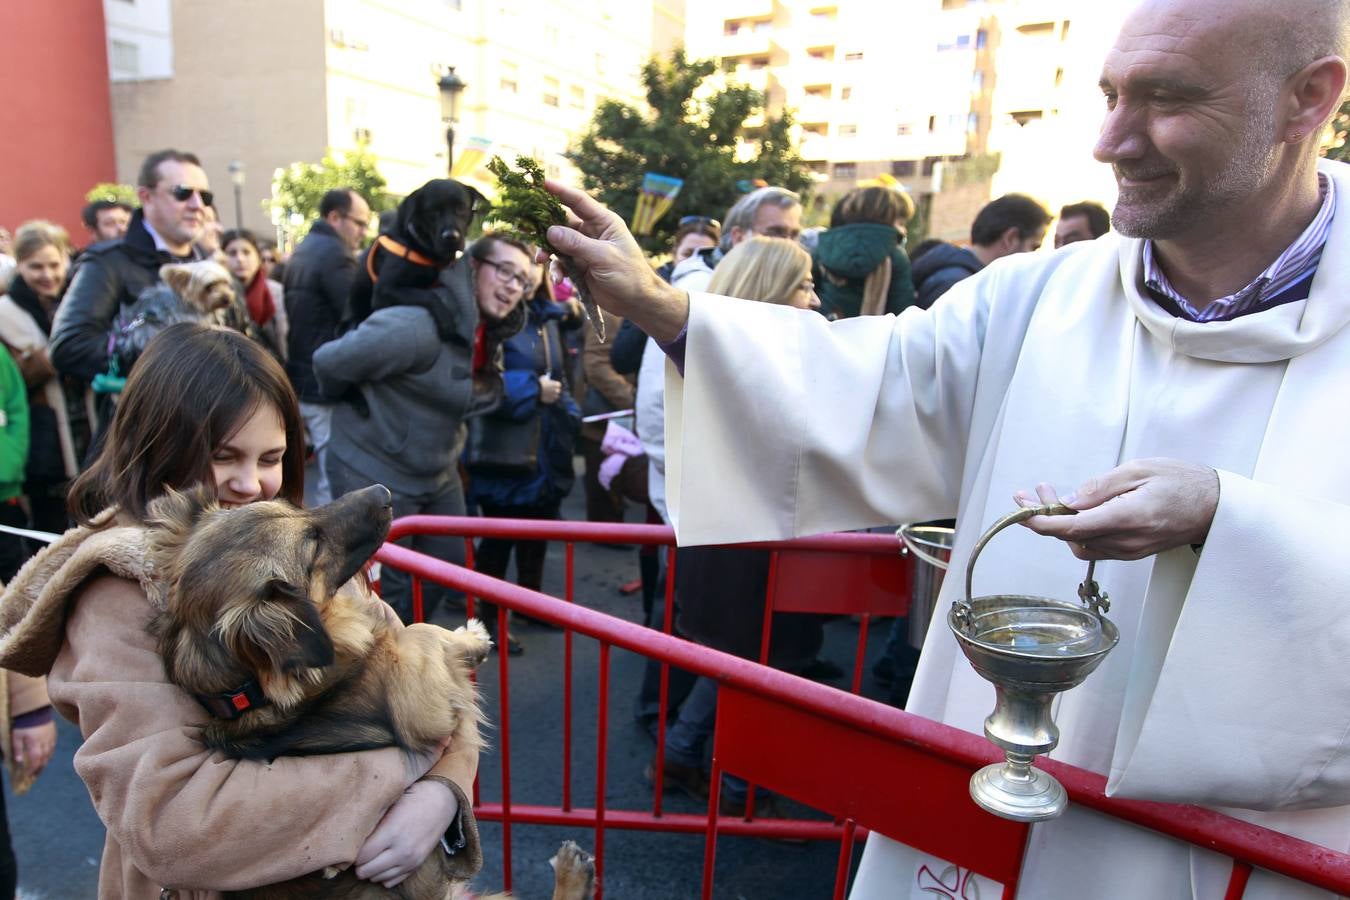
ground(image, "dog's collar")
xmin=366 ymin=234 xmax=440 ymax=283
xmin=193 ymin=680 xmax=271 ymax=720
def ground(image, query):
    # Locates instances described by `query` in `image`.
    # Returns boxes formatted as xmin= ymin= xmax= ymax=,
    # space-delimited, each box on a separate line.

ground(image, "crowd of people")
xmin=0 ymin=138 xmax=1113 ymax=893
xmin=43 ymin=0 xmax=1350 ymax=888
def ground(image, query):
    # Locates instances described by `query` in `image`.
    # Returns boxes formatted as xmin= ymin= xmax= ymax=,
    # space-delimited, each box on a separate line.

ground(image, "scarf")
xmin=243 ymin=272 xmax=275 ymax=327
xmin=6 ymin=274 xmax=54 ymax=336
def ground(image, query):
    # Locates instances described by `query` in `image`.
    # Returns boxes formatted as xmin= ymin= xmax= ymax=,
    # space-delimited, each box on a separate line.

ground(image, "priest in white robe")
xmin=539 ymin=1 xmax=1350 ymax=896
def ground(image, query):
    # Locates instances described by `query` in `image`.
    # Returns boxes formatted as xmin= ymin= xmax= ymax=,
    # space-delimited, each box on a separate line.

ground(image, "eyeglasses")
xmin=479 ymin=258 xmax=531 ymax=291
xmin=343 ymin=213 xmax=371 ymax=231
xmin=679 ymin=215 xmax=721 ymax=230
xmin=167 ymin=184 xmax=215 ymax=207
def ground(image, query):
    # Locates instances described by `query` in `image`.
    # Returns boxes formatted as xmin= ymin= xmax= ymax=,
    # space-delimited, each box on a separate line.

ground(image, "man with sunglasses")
xmin=50 ymin=148 xmax=210 ymax=385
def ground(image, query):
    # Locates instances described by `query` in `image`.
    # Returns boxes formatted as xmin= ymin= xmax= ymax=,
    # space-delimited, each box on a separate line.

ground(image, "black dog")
xmin=344 ymin=177 xmax=485 ymax=334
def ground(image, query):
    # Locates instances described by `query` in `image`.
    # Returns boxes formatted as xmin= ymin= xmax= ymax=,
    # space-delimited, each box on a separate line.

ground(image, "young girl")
xmin=0 ymin=323 xmax=480 ymax=898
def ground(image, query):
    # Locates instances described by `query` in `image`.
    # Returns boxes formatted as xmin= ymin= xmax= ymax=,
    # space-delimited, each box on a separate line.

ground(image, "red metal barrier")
xmin=376 ymin=516 xmax=1350 ymax=899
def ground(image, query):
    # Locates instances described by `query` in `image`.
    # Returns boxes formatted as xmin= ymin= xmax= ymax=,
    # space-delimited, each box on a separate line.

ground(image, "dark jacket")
xmin=50 ymin=209 xmax=199 ymax=382
xmin=910 ymin=242 xmax=984 ymax=309
xmin=813 ymin=223 xmax=917 ymax=319
xmin=284 ymin=220 xmax=356 ymax=402
xmin=312 ymin=262 xmax=513 ymax=496
xmin=467 ymin=296 xmax=581 ymax=509
xmin=609 ymin=317 xmax=648 ymax=376
xmin=675 ymin=546 xmax=824 ymax=671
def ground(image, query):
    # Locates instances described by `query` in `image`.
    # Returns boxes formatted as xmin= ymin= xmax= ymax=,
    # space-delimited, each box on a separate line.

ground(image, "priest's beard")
xmin=1112 ymin=87 xmax=1280 ymax=241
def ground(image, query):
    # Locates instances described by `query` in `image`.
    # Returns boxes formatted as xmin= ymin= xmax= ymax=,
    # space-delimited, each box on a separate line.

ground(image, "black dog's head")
xmin=397 ymin=178 xmax=485 ymax=267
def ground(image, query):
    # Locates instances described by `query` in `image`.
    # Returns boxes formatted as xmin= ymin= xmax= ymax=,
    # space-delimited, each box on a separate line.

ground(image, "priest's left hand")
xmin=1014 ymin=458 xmax=1219 ymax=561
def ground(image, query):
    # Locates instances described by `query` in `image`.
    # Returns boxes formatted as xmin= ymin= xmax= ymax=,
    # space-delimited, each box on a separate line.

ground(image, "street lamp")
xmin=437 ymin=66 xmax=467 ymax=174
xmin=227 ymin=160 xmax=246 ymax=232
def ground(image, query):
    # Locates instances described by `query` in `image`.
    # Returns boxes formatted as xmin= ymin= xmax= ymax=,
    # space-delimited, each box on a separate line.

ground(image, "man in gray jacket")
xmin=313 ymin=256 xmax=520 ymax=622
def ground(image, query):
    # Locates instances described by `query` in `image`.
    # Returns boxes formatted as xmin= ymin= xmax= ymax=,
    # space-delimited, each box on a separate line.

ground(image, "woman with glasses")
xmin=464 ymin=247 xmax=581 ymax=656
xmin=311 ymin=236 xmax=522 ymax=625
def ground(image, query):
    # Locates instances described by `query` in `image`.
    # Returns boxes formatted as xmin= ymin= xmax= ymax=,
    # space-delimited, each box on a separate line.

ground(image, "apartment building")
xmin=103 ymin=0 xmax=669 ymax=234
xmin=685 ymin=0 xmax=1128 ymax=241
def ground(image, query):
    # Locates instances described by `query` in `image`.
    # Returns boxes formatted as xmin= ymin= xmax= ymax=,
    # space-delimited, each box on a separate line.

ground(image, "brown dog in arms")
xmin=146 ymin=484 xmax=493 ymax=898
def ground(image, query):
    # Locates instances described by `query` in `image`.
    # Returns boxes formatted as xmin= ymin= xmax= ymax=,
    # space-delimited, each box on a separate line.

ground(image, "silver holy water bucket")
xmin=948 ymin=503 xmax=1119 ymax=822
xmin=897 ymin=523 xmax=955 ymax=649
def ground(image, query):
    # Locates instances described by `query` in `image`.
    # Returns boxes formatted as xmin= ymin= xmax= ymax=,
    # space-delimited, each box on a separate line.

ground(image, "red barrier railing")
xmin=375 ymin=516 xmax=1350 ymax=899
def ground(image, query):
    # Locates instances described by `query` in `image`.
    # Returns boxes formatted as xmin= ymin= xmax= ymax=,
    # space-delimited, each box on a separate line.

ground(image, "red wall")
xmin=0 ymin=1 xmax=118 ymax=242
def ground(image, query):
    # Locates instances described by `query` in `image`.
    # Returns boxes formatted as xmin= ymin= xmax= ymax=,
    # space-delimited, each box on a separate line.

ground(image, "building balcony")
xmin=721 ymin=28 xmax=776 ymax=59
xmin=794 ymin=94 xmax=832 ymax=122
xmin=719 ymin=0 xmax=776 ymax=20
xmin=727 ymin=64 xmax=772 ymax=92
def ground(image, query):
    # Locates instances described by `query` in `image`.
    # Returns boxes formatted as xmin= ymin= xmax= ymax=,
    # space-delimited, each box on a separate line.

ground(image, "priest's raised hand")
xmin=1014 ymin=458 xmax=1221 ymax=561
xmin=542 ymin=179 xmax=689 ymax=344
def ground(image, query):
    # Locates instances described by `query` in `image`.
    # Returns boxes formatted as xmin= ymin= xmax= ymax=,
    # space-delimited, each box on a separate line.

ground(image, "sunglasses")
xmin=679 ymin=215 xmax=721 ymax=229
xmin=167 ymin=184 xmax=215 ymax=207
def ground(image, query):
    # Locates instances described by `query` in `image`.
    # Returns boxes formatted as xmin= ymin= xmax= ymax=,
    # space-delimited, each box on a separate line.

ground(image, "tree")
xmin=1323 ymin=98 xmax=1350 ymax=162
xmin=85 ymin=182 xmax=138 ymax=206
xmin=569 ymin=49 xmax=813 ymax=253
xmin=268 ymin=144 xmax=395 ymax=244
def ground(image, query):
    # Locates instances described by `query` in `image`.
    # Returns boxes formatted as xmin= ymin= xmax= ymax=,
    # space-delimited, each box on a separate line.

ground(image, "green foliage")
xmin=1323 ymin=99 xmax=1350 ymax=162
xmin=486 ymin=155 xmax=567 ymax=250
xmin=268 ymin=145 xmax=395 ymax=243
xmin=85 ymin=182 xmax=138 ymax=206
xmin=569 ymin=49 xmax=813 ymax=253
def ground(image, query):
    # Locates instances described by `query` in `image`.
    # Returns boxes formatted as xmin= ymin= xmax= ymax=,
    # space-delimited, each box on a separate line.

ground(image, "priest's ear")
xmin=1280 ymin=55 xmax=1347 ymax=144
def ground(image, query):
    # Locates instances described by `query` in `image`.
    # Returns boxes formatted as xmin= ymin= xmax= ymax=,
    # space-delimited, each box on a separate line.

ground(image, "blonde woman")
xmin=705 ymin=235 xmax=821 ymax=310
xmin=640 ymin=235 xmax=826 ymax=817
xmin=0 ymin=221 xmax=92 ymax=533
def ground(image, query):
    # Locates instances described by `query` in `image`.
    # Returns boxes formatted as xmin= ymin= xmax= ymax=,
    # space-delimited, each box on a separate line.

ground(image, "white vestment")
xmin=664 ymin=159 xmax=1350 ymax=899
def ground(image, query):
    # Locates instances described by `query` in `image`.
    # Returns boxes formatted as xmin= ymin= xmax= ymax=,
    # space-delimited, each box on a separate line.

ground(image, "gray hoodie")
xmin=313 ymin=262 xmax=497 ymax=495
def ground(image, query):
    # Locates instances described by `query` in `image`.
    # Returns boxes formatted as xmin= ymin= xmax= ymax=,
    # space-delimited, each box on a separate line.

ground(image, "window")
xmin=838 ymin=124 xmax=858 ymax=137
xmin=353 ymin=127 xmax=373 ymax=144
xmin=750 ymin=56 xmax=769 ymax=69
xmin=570 ymin=85 xmax=585 ymax=109
xmin=109 ymin=40 xmax=139 ymax=77
xmin=967 ymin=112 xmax=979 ymax=132
xmin=927 ymin=115 xmax=936 ymax=132
xmin=801 ymin=123 xmax=827 ymax=136
xmin=724 ymin=19 xmax=742 ymax=35
xmin=1061 ymin=19 xmax=1071 ymax=41
xmin=971 ymin=70 xmax=984 ymax=92
xmin=840 ymin=86 xmax=852 ymax=100
xmin=896 ymin=123 xmax=912 ymax=136
xmin=543 ymin=77 xmax=560 ymax=107
xmin=833 ymin=162 xmax=857 ymax=179
xmin=922 ymin=156 xmax=945 ymax=176
xmin=1017 ymin=22 xmax=1055 ymax=36
xmin=844 ymin=51 xmax=864 ymax=62
xmin=499 ymin=61 xmax=519 ymax=94
xmin=976 ymin=28 xmax=988 ymax=49
xmin=804 ymin=160 xmax=828 ymax=174
xmin=891 ymin=160 xmax=917 ymax=177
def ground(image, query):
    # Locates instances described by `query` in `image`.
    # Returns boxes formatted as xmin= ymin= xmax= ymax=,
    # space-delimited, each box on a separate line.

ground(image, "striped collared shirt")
xmin=1142 ymin=173 xmax=1335 ymax=322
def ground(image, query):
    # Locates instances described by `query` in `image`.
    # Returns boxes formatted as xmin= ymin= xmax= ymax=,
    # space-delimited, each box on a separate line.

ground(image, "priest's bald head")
xmin=1094 ymin=0 xmax=1349 ymax=242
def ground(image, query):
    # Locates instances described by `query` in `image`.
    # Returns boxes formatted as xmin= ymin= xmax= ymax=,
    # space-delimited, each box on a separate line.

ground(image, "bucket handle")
xmin=953 ymin=504 xmax=1109 ymax=635
xmin=896 ymin=525 xmax=953 ymax=571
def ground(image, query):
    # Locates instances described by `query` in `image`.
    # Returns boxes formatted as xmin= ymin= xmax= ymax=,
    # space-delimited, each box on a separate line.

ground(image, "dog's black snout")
xmin=368 ymin=484 xmax=393 ymax=508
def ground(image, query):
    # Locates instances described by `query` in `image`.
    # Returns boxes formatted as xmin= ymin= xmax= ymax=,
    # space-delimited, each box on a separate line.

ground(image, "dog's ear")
xmin=463 ymin=184 xmax=487 ymax=220
xmin=145 ymin=485 xmax=219 ymax=579
xmin=159 ymin=263 xmax=193 ymax=298
xmin=219 ymin=579 xmax=335 ymax=678
xmin=146 ymin=484 xmax=218 ymax=533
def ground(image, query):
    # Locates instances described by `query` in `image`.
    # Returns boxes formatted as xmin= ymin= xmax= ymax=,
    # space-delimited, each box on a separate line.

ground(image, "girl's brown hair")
xmin=69 ymin=323 xmax=307 ymax=525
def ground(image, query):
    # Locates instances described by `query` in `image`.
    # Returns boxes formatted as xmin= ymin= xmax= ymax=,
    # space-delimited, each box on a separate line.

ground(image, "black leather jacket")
xmin=50 ymin=209 xmax=196 ymax=381
xmin=283 ymin=220 xmax=357 ymax=402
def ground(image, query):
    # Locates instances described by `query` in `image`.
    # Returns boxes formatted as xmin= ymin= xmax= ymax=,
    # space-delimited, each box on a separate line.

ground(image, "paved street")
xmin=8 ymin=460 xmax=897 ymax=898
